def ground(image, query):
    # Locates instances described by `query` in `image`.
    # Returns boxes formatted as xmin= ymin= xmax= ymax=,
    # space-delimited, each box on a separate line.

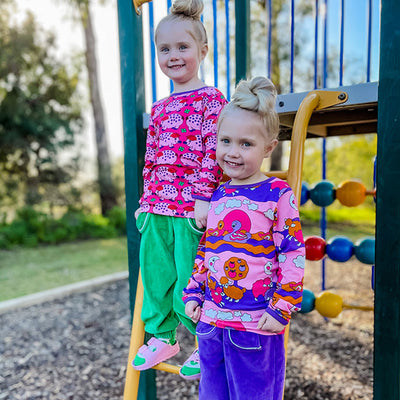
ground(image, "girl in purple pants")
xmin=183 ymin=76 xmax=305 ymax=399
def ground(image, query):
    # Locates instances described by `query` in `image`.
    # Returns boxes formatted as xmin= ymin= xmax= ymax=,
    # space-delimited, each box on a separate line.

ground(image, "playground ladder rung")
xmin=152 ymin=362 xmax=181 ymax=375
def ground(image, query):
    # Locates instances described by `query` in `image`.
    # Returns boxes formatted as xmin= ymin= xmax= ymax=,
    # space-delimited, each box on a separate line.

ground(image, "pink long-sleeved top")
xmin=183 ymin=178 xmax=306 ymax=335
xmin=138 ymin=86 xmax=227 ymax=218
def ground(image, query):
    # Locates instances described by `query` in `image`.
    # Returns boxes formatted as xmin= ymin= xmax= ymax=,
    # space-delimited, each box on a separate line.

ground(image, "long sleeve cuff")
xmin=265 ymin=307 xmax=289 ymax=326
xmin=182 ymin=295 xmax=204 ymax=306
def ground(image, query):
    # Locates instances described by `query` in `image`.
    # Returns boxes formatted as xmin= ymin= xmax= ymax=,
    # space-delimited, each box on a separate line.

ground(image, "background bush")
xmin=0 ymin=206 xmax=126 ymax=249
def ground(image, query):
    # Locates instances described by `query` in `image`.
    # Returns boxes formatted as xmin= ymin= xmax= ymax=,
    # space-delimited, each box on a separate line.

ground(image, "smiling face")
xmin=156 ymin=19 xmax=207 ymax=93
xmin=216 ymin=108 xmax=278 ymax=185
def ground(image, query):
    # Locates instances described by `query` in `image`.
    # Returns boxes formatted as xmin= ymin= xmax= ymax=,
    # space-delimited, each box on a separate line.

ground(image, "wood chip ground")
xmin=0 ymin=258 xmax=373 ymax=399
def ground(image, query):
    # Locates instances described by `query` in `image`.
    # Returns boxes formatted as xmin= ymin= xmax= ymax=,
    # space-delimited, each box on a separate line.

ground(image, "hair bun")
xmin=171 ymin=0 xmax=204 ymax=20
xmin=232 ymin=76 xmax=277 ymax=115
xmin=225 ymin=76 xmax=279 ymax=139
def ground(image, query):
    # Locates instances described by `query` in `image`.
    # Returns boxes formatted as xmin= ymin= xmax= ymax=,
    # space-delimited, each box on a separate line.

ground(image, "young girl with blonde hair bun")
xmin=132 ymin=0 xmax=227 ymax=381
xmin=184 ymin=76 xmax=305 ymax=399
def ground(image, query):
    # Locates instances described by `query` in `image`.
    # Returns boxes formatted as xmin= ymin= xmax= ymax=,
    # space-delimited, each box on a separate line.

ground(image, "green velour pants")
xmin=136 ymin=212 xmax=204 ymax=342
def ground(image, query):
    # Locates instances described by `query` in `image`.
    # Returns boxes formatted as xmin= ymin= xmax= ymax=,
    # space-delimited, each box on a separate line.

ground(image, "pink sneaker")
xmin=132 ymin=337 xmax=180 ymax=371
xmin=179 ymin=348 xmax=201 ymax=380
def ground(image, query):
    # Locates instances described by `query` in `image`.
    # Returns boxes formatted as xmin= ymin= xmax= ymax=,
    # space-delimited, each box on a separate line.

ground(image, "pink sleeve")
xmin=142 ymin=110 xmax=157 ymax=181
xmin=192 ymin=92 xmax=227 ymax=200
xmin=268 ymin=189 xmax=305 ymax=324
xmin=182 ymin=233 xmax=208 ymax=305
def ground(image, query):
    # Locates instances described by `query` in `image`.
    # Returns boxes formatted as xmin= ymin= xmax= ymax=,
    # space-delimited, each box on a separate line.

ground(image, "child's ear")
xmin=200 ymin=43 xmax=208 ymax=61
xmin=264 ymin=139 xmax=279 ymax=158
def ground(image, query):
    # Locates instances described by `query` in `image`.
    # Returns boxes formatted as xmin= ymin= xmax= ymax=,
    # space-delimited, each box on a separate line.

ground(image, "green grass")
xmin=0 ymin=237 xmax=128 ymax=301
xmin=302 ymin=221 xmax=375 ymax=241
xmin=301 ymin=206 xmax=375 ymax=241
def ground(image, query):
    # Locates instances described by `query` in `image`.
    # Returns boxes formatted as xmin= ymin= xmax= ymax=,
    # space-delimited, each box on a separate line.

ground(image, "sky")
xmin=15 ymin=0 xmax=124 ymax=160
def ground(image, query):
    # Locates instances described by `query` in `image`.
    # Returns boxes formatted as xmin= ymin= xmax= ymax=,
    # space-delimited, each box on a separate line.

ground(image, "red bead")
xmin=305 ymin=236 xmax=326 ymax=261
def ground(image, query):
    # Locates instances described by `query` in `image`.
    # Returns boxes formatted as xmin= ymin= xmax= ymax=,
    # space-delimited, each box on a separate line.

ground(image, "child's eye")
xmin=160 ymin=47 xmax=169 ymax=53
xmin=220 ymin=138 xmax=229 ymax=144
xmin=179 ymin=45 xmax=188 ymax=50
xmin=242 ymin=142 xmax=251 ymax=147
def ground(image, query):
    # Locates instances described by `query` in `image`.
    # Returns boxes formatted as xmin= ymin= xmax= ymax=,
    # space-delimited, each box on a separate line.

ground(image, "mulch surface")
xmin=0 ymin=258 xmax=373 ymax=399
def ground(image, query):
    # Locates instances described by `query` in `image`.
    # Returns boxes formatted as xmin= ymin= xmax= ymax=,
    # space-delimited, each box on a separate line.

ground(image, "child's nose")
xmin=169 ymin=49 xmax=179 ymax=60
xmin=227 ymin=144 xmax=240 ymax=157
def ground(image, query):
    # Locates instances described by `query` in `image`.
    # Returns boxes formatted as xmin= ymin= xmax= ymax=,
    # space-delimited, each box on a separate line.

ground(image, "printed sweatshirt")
xmin=139 ymin=86 xmax=227 ymax=218
xmin=183 ymin=178 xmax=305 ymax=335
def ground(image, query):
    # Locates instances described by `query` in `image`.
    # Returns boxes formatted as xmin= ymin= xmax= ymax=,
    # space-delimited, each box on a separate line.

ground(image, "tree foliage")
xmin=0 ymin=3 xmax=84 ymax=208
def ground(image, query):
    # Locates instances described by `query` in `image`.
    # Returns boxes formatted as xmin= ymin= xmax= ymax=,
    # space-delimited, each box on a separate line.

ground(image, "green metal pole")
xmin=234 ymin=0 xmax=251 ymax=84
xmin=374 ymin=0 xmax=400 ymax=398
xmin=117 ymin=1 xmax=156 ymax=399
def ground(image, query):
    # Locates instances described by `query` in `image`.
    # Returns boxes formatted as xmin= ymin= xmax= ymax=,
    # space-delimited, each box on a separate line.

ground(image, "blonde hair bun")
xmin=171 ymin=0 xmax=204 ymax=20
xmin=220 ymin=76 xmax=280 ymax=139
xmin=232 ymin=76 xmax=277 ymax=116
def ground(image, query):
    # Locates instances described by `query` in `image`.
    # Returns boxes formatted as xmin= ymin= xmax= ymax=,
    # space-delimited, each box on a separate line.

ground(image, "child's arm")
xmin=194 ymin=199 xmax=209 ymax=228
xmin=192 ymin=92 xmax=227 ymax=202
xmin=267 ymin=188 xmax=306 ymax=326
xmin=182 ymin=233 xmax=208 ymax=305
xmin=142 ymin=110 xmax=158 ymax=182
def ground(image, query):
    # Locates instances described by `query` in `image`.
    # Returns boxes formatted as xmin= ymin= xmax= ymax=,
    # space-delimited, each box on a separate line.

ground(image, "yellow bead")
xmin=315 ymin=291 xmax=343 ymax=318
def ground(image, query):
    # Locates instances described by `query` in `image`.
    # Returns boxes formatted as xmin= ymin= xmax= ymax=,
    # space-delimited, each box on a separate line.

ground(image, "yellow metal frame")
xmin=123 ymin=90 xmax=348 ymax=400
xmin=132 ymin=0 xmax=152 ymax=15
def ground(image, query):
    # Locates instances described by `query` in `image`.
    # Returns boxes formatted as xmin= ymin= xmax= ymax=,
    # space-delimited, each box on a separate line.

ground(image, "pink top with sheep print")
xmin=183 ymin=178 xmax=305 ymax=335
xmin=139 ymin=87 xmax=227 ymax=218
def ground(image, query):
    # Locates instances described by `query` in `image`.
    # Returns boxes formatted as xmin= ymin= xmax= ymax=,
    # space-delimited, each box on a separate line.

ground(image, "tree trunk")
xmin=81 ymin=2 xmax=117 ymax=215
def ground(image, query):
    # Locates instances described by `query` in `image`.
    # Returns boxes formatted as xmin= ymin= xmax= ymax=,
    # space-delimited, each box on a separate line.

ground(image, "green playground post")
xmin=374 ymin=0 xmax=400 ymax=398
xmin=117 ymin=1 xmax=156 ymax=399
xmin=234 ymin=0 xmax=251 ymax=84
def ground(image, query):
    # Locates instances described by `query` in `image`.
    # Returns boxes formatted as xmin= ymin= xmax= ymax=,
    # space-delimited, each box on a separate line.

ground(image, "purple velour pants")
xmin=196 ymin=321 xmax=285 ymax=400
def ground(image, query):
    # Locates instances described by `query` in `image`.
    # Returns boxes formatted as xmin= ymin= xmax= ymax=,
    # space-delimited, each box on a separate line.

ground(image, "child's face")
xmin=216 ymin=109 xmax=278 ymax=186
xmin=156 ymin=19 xmax=207 ymax=92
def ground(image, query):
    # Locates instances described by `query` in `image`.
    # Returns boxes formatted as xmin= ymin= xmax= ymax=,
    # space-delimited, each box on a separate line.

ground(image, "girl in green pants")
xmin=131 ymin=0 xmax=227 ymax=380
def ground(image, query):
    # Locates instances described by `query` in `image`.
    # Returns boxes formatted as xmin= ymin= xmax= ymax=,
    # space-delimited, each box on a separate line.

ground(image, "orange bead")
xmin=336 ymin=180 xmax=366 ymax=207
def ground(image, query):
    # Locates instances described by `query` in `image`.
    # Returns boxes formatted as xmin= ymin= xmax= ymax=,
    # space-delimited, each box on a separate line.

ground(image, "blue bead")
xmin=300 ymin=182 xmax=310 ymax=205
xmin=299 ymin=289 xmax=316 ymax=313
xmin=326 ymin=236 xmax=354 ymax=262
xmin=309 ymin=181 xmax=336 ymax=207
xmin=355 ymin=237 xmax=375 ymax=265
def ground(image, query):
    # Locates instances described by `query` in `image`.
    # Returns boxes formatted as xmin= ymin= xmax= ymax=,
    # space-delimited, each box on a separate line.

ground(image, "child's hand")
xmin=258 ymin=312 xmax=286 ymax=333
xmin=194 ymin=199 xmax=209 ymax=229
xmin=185 ymin=301 xmax=201 ymax=323
xmin=134 ymin=208 xmax=141 ymax=219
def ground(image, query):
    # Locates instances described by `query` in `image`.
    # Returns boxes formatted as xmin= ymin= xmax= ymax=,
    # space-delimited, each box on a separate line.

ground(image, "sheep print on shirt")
xmin=139 ymin=86 xmax=227 ymax=218
xmin=183 ymin=178 xmax=306 ymax=335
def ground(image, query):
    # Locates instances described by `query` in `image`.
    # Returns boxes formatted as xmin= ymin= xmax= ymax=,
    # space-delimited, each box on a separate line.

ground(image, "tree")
xmin=63 ymin=0 xmax=118 ymax=215
xmin=0 ymin=3 xmax=84 ymax=209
